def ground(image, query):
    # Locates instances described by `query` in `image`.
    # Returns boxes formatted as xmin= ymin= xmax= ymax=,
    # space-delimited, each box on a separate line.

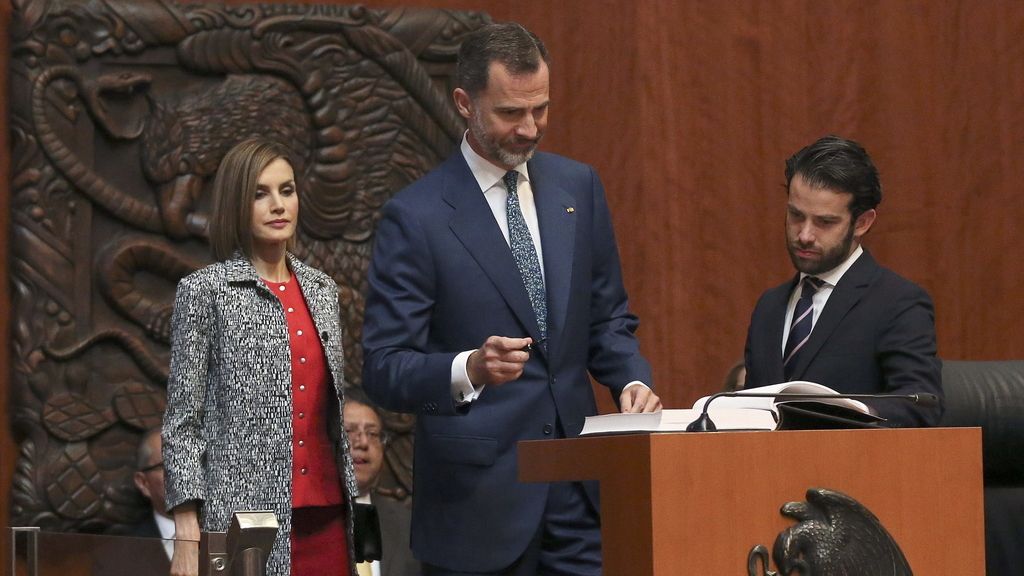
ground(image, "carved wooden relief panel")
xmin=8 ymin=0 xmax=487 ymax=531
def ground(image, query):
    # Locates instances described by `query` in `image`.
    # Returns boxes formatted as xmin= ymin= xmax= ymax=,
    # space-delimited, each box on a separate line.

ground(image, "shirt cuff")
xmin=623 ymin=381 xmax=649 ymax=392
xmin=451 ymin=350 xmax=485 ymax=404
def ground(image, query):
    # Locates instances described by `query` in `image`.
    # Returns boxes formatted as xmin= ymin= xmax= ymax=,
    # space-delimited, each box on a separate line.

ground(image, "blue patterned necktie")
xmin=783 ymin=276 xmax=824 ymax=379
xmin=503 ymin=170 xmax=547 ymax=338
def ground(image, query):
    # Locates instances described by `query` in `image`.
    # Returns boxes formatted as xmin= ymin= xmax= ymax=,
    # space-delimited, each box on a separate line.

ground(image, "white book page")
xmin=691 ymin=381 xmax=870 ymax=414
xmin=579 ymin=408 xmax=777 ymax=435
xmin=658 ymin=408 xmax=777 ymax=430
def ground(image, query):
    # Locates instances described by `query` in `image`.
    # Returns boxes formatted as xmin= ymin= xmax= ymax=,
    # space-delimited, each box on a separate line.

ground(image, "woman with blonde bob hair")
xmin=162 ymin=138 xmax=357 ymax=576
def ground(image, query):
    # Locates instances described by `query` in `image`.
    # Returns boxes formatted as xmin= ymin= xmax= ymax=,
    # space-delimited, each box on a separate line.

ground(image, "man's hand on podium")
xmin=619 ymin=385 xmax=662 ymax=413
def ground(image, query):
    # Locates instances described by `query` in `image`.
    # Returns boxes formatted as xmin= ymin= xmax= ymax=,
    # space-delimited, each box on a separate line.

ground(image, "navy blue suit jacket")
xmin=362 ymin=150 xmax=652 ymax=571
xmin=744 ymin=250 xmax=943 ymax=427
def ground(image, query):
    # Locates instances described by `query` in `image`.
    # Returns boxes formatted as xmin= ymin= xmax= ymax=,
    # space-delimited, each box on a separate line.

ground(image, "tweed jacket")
xmin=163 ymin=253 xmax=358 ymax=575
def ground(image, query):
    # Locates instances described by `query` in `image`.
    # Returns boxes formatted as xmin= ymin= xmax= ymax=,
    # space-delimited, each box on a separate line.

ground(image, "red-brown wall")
xmin=354 ymin=0 xmax=1024 ymax=410
xmin=4 ymin=1 xmax=1024 ymax=559
xmin=622 ymin=1 xmax=1024 ymax=398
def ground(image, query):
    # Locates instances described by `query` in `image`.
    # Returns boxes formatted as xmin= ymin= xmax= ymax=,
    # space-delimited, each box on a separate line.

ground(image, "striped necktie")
xmin=783 ymin=276 xmax=824 ymax=379
xmin=503 ymin=170 xmax=548 ymax=339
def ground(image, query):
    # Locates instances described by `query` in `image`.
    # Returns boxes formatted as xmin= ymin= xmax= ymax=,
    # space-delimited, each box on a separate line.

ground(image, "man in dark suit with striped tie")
xmin=743 ymin=135 xmax=943 ymax=427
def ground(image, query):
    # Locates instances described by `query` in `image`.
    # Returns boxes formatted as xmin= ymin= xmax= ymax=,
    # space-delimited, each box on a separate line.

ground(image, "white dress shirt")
xmin=449 ymin=135 xmax=646 ymax=404
xmin=781 ymin=244 xmax=864 ymax=353
xmin=154 ymin=511 xmax=175 ymax=560
xmin=449 ymin=135 xmax=542 ymax=403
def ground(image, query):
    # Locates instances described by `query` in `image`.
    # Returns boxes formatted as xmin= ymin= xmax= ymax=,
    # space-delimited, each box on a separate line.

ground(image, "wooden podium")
xmin=519 ymin=427 xmax=984 ymax=574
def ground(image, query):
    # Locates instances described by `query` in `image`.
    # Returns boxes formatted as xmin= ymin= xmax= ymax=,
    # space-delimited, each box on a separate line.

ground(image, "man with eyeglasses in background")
xmin=94 ymin=427 xmax=173 ymax=575
xmin=128 ymin=428 xmax=174 ymax=551
xmin=345 ymin=387 xmax=422 ymax=576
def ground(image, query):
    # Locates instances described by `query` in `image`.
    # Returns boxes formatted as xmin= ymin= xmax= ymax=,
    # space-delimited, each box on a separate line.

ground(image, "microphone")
xmin=685 ymin=391 xmax=940 ymax=432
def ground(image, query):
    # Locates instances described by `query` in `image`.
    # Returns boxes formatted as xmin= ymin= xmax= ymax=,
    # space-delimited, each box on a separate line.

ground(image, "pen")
xmin=523 ymin=337 xmax=547 ymax=352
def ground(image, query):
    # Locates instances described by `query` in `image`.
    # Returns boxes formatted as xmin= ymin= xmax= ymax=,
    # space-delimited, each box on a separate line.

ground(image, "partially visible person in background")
xmin=722 ymin=360 xmax=747 ymax=392
xmin=94 ymin=428 xmax=173 ymax=576
xmin=129 ymin=428 xmax=174 ymax=547
xmin=345 ymin=387 xmax=421 ymax=576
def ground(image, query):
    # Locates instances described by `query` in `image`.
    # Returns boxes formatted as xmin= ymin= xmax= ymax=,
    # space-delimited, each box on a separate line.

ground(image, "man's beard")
xmin=469 ymin=108 xmax=542 ymax=168
xmin=787 ymin=223 xmax=855 ymax=276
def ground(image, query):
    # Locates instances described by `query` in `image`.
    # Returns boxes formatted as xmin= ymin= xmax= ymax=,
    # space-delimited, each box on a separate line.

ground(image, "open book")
xmin=579 ymin=381 xmax=885 ymax=436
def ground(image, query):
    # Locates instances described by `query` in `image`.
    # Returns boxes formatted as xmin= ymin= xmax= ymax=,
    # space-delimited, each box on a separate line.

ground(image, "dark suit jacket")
xmin=362 ymin=150 xmax=652 ymax=571
xmin=94 ymin=514 xmax=170 ymax=576
xmin=744 ymin=250 xmax=943 ymax=427
xmin=374 ymin=496 xmax=421 ymax=576
xmin=122 ymin=514 xmax=162 ymax=538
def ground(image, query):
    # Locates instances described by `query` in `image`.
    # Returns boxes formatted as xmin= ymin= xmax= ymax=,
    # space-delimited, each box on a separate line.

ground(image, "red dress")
xmin=263 ymin=272 xmax=350 ymax=576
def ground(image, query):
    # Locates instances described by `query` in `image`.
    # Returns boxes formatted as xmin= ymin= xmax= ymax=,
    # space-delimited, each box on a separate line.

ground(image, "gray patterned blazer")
xmin=162 ymin=253 xmax=358 ymax=575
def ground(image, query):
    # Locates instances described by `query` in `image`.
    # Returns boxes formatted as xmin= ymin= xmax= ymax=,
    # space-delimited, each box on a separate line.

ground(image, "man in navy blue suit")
xmin=362 ymin=22 xmax=660 ymax=576
xmin=743 ymin=135 xmax=943 ymax=427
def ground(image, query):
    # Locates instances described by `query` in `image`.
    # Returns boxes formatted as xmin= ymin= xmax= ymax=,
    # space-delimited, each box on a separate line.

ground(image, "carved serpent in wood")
xmin=10 ymin=0 xmax=487 ymax=530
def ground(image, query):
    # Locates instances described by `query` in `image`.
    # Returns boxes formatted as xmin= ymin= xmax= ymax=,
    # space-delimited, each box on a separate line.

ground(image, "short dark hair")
xmin=209 ymin=138 xmax=297 ymax=262
xmin=344 ymin=386 xmax=384 ymax=424
xmin=343 ymin=386 xmax=389 ymax=445
xmin=456 ymin=22 xmax=549 ymax=96
xmin=785 ymin=135 xmax=882 ymax=219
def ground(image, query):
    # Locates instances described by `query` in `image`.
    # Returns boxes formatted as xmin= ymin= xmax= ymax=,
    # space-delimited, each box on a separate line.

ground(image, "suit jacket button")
xmin=543 ymin=424 xmax=553 ymax=435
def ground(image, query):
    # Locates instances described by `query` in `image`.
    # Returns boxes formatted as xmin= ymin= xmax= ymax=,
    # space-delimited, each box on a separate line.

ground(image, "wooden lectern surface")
xmin=519 ymin=427 xmax=984 ymax=575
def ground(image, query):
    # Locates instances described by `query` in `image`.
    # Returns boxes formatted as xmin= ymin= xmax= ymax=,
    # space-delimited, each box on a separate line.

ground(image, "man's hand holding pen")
xmin=467 ymin=335 xmax=536 ymax=386
xmin=466 ymin=335 xmax=660 ymax=413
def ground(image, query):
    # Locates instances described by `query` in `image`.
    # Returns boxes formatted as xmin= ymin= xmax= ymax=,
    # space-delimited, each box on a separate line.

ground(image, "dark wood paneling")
xmin=2 ymin=0 xmax=14 ymax=568
xmin=5 ymin=0 xmax=480 ymax=532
